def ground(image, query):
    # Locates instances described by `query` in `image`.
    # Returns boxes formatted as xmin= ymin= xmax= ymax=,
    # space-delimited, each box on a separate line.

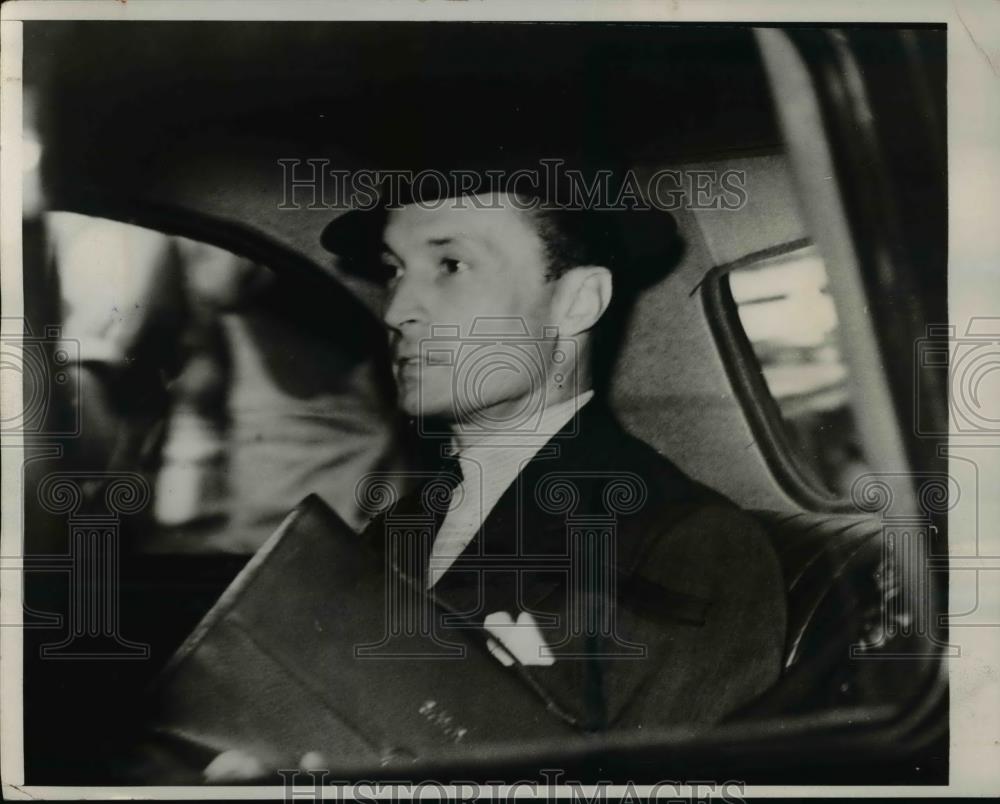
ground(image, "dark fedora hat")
xmin=320 ymin=159 xmax=684 ymax=289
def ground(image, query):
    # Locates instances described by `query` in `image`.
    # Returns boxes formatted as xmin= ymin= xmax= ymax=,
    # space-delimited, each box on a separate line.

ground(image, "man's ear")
xmin=551 ymin=266 xmax=613 ymax=337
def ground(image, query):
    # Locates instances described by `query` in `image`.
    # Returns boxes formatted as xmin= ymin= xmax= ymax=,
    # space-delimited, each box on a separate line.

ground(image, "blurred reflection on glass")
xmin=45 ymin=212 xmax=399 ymax=553
xmin=727 ymin=244 xmax=871 ymax=497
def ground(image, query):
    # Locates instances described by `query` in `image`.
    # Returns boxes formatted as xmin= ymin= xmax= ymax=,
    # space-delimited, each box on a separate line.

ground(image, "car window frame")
xmin=702 ymin=237 xmax=861 ymax=514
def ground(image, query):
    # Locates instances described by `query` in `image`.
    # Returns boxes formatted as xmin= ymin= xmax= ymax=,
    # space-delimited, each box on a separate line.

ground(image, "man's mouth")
xmin=393 ymin=345 xmax=455 ymax=372
xmin=393 ymin=355 xmax=430 ymax=378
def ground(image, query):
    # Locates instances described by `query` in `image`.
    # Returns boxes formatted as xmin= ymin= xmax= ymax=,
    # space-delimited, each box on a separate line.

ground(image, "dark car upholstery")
xmin=761 ymin=510 xmax=885 ymax=669
xmin=733 ymin=509 xmax=942 ymax=719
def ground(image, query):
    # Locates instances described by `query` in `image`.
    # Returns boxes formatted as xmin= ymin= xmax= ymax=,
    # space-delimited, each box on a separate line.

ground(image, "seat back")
xmin=756 ymin=510 xmax=883 ymax=669
xmin=741 ymin=509 xmax=942 ymax=717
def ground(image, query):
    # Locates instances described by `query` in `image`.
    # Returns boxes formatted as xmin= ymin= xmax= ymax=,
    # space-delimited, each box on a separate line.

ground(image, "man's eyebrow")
xmin=426 ymin=234 xmax=496 ymax=255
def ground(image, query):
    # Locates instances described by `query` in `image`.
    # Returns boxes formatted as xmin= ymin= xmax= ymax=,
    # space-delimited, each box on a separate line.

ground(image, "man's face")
xmin=381 ymin=195 xmax=563 ymax=425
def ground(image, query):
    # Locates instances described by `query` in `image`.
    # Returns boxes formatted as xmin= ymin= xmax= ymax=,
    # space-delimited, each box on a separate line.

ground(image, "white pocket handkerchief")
xmin=483 ymin=611 xmax=555 ymax=667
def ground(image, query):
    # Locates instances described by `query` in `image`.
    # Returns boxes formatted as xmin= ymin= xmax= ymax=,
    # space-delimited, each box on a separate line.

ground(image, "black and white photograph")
xmin=1 ymin=0 xmax=998 ymax=798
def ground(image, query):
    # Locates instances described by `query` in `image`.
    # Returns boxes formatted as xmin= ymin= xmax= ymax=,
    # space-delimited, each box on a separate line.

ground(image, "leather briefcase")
xmin=130 ymin=494 xmax=582 ymax=782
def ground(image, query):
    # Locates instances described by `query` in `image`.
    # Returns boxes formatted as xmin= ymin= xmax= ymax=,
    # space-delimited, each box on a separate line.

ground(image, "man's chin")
xmin=396 ymin=388 xmax=451 ymax=421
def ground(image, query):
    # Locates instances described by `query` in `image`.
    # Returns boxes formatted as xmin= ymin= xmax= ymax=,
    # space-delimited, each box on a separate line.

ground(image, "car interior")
xmin=21 ymin=21 xmax=948 ymax=784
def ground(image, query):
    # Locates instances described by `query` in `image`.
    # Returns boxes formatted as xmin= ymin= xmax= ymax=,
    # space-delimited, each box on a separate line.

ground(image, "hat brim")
xmin=320 ymin=199 xmax=683 ymax=291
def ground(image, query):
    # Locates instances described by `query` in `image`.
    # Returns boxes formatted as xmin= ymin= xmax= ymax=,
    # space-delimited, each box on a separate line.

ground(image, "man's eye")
xmin=381 ymin=262 xmax=404 ymax=282
xmin=440 ymin=258 xmax=470 ymax=275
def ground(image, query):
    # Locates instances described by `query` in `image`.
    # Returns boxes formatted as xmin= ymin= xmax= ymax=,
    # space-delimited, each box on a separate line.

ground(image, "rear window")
xmin=721 ymin=242 xmax=872 ymax=501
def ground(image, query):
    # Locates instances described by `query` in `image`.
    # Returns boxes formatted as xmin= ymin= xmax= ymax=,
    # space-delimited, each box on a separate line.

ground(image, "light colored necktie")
xmin=426 ymin=454 xmax=478 ymax=588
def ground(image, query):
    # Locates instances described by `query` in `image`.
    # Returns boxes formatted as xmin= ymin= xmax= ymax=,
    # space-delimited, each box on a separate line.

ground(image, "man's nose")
xmin=382 ymin=273 xmax=427 ymax=332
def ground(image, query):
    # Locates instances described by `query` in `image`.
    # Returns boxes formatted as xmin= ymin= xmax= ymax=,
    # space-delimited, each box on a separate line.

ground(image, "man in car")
xmin=185 ymin=167 xmax=788 ymax=783
xmin=319 ymin=169 xmax=788 ymax=734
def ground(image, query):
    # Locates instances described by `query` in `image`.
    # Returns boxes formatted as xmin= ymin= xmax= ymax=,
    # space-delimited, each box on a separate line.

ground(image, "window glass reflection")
xmin=728 ymin=244 xmax=871 ymax=498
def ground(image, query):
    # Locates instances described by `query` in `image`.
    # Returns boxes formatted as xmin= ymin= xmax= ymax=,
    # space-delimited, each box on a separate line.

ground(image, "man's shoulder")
xmin=589 ymin=417 xmax=777 ymax=585
xmin=587 ymin=412 xmax=730 ymax=515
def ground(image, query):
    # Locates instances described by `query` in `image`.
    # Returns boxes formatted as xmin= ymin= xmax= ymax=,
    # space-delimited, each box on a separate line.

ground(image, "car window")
xmin=44 ymin=211 xmax=399 ymax=552
xmin=723 ymin=242 xmax=872 ymax=499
